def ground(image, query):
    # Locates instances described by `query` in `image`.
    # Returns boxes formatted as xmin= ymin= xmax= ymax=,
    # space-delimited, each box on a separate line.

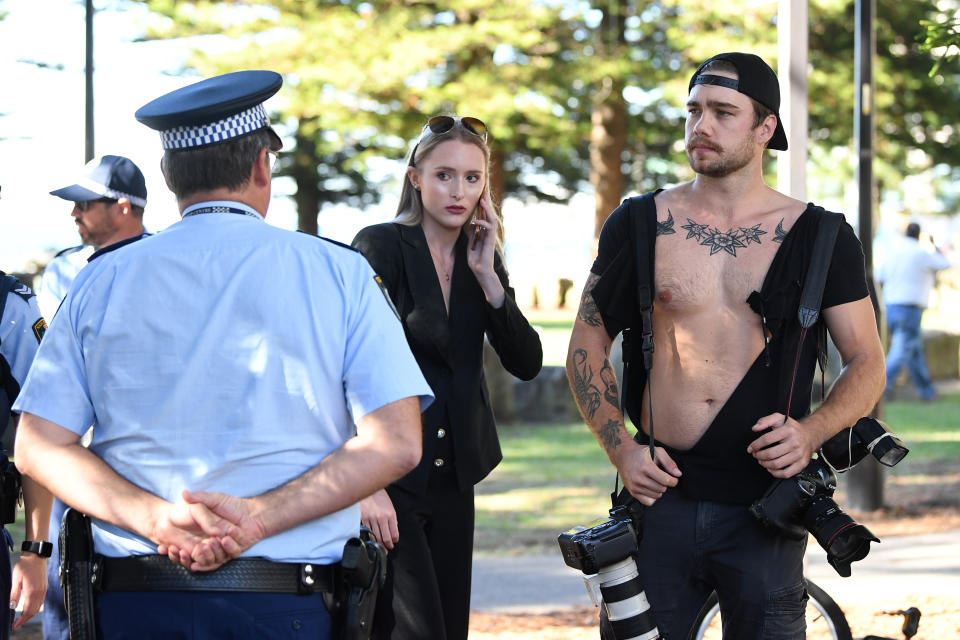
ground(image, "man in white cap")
xmin=37 ymin=155 xmax=149 ymax=319
xmin=14 ymin=70 xmax=431 ymax=638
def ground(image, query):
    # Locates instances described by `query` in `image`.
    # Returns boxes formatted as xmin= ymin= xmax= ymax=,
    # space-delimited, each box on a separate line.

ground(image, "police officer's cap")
xmin=135 ymin=70 xmax=283 ymax=151
xmin=50 ymin=155 xmax=148 ymax=208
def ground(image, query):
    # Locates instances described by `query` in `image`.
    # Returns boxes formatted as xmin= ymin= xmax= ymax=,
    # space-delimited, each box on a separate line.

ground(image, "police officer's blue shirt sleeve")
xmin=12 ymin=279 xmax=94 ymax=433
xmin=2 ymin=291 xmax=46 ymax=409
xmin=343 ymin=256 xmax=433 ymax=419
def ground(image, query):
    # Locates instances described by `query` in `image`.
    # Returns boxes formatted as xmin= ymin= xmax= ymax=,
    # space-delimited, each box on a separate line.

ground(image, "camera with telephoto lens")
xmin=750 ymin=417 xmax=909 ymax=577
xmin=558 ymin=499 xmax=661 ymax=640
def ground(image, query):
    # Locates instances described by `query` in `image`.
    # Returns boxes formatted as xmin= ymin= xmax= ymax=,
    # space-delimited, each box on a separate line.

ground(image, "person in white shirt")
xmin=875 ymin=222 xmax=951 ymax=401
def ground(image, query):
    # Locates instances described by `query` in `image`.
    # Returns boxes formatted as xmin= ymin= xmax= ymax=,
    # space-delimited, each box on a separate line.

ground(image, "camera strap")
xmin=783 ymin=210 xmax=844 ymax=421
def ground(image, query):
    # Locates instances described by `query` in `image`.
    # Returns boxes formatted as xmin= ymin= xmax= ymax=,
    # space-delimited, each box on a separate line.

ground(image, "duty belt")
xmin=94 ymin=555 xmax=336 ymax=595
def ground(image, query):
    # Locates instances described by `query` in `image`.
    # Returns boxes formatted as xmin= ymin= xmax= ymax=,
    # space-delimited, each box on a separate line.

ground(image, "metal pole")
xmin=847 ymin=0 xmax=884 ymax=512
xmin=85 ymin=0 xmax=95 ymax=162
xmin=777 ymin=0 xmax=808 ymax=200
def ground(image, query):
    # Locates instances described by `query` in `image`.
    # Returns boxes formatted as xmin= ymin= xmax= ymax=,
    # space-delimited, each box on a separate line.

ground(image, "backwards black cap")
xmin=689 ymin=52 xmax=787 ymax=151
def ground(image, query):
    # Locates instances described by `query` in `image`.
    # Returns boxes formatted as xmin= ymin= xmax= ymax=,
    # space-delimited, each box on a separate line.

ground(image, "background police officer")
xmin=1 ymin=185 xmax=51 ymax=636
xmin=13 ymin=71 xmax=431 ymax=639
xmin=36 ymin=154 xmax=151 ymax=640
xmin=37 ymin=155 xmax=149 ymax=320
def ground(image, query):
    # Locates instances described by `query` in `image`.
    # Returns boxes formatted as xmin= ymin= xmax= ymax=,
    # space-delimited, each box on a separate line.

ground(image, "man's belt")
xmin=95 ymin=555 xmax=336 ymax=595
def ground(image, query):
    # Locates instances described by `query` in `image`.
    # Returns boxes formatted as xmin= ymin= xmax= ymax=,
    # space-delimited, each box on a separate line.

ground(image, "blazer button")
xmin=437 ymin=428 xmax=447 ymax=439
xmin=433 ymin=458 xmax=445 ymax=467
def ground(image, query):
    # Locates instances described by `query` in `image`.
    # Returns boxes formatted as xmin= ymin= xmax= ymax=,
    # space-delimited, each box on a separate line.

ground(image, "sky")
xmin=0 ymin=1 xmax=197 ymax=270
xmin=0 ymin=0 xmax=596 ymax=295
xmin=0 ymin=1 xmax=402 ymax=270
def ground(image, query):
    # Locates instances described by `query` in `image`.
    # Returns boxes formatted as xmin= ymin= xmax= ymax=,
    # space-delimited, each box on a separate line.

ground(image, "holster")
xmin=59 ymin=508 xmax=97 ymax=640
xmin=0 ymin=456 xmax=21 ymax=526
xmin=324 ymin=528 xmax=387 ymax=640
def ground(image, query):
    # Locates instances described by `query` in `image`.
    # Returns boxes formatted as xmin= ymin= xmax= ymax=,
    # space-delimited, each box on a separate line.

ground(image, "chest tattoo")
xmin=659 ymin=208 xmax=778 ymax=257
xmin=656 ymin=210 xmax=677 ymax=236
xmin=773 ymin=218 xmax=787 ymax=243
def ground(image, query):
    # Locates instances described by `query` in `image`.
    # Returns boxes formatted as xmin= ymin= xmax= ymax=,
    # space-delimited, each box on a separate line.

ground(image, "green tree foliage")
xmin=920 ymin=2 xmax=960 ymax=74
xmin=809 ymin=0 xmax=960 ymax=200
xmin=135 ymin=0 xmax=959 ymax=232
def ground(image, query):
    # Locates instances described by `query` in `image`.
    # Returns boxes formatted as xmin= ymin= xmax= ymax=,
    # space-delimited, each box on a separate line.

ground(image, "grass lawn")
xmin=529 ymin=319 xmax=574 ymax=367
xmin=476 ymin=392 xmax=960 ymax=554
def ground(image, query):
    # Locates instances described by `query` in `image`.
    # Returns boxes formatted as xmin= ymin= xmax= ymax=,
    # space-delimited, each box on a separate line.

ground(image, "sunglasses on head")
xmin=423 ymin=116 xmax=488 ymax=142
xmin=410 ymin=116 xmax=489 ymax=167
xmin=75 ymin=198 xmax=118 ymax=212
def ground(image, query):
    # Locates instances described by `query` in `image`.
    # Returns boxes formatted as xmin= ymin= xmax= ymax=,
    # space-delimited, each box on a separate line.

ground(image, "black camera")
xmin=558 ymin=500 xmax=661 ymax=640
xmin=750 ymin=417 xmax=909 ymax=577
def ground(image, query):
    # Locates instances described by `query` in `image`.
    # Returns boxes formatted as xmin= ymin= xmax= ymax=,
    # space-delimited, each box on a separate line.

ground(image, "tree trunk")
xmin=489 ymin=145 xmax=507 ymax=246
xmin=590 ymin=77 xmax=627 ymax=252
xmin=289 ymin=124 xmax=320 ymax=235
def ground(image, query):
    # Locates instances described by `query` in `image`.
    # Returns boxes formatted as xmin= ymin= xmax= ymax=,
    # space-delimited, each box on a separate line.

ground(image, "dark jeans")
xmin=95 ymin=591 xmax=332 ymax=639
xmin=619 ymin=489 xmax=807 ymax=640
xmin=372 ymin=469 xmax=475 ymax=640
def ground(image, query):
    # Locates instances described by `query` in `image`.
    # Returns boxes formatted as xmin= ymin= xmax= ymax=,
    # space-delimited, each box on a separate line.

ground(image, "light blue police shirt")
xmin=1 ymin=282 xmax=45 ymax=416
xmin=36 ymin=246 xmax=93 ymax=320
xmin=15 ymin=201 xmax=433 ymax=564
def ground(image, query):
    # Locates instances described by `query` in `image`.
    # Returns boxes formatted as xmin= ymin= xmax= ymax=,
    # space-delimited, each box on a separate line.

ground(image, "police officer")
xmin=13 ymin=71 xmax=431 ymax=639
xmin=36 ymin=154 xmax=151 ymax=640
xmin=0 ymin=206 xmax=52 ymax=636
xmin=37 ymin=155 xmax=149 ymax=320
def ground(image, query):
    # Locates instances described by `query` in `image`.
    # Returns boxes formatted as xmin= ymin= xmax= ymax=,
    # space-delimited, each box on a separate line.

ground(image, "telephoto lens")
xmin=559 ymin=503 xmax=661 ymax=640
xmin=597 ymin=557 xmax=661 ymax=640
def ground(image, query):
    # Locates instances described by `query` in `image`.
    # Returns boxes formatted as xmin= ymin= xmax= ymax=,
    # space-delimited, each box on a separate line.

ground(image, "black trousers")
xmin=372 ymin=469 xmax=475 ymax=640
xmin=601 ymin=489 xmax=807 ymax=640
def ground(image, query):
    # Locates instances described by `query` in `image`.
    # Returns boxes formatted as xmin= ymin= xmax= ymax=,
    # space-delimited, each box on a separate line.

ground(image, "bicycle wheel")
xmin=689 ymin=579 xmax=852 ymax=640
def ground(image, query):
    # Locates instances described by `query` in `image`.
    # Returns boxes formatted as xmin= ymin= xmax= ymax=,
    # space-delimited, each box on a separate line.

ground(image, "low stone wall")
xmin=922 ymin=330 xmax=960 ymax=380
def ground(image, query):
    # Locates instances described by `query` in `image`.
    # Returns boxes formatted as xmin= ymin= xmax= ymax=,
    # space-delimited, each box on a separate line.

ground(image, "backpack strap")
xmin=620 ymin=194 xmax=658 ymax=461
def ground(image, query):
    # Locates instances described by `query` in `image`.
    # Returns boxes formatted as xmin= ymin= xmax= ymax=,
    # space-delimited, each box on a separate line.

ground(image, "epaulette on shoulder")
xmin=2 ymin=274 xmax=35 ymax=303
xmin=296 ymin=230 xmax=359 ymax=253
xmin=54 ymin=244 xmax=86 ymax=258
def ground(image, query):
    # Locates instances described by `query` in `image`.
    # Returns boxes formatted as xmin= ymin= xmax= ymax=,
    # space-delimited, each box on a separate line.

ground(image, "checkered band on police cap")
xmin=159 ymin=103 xmax=271 ymax=150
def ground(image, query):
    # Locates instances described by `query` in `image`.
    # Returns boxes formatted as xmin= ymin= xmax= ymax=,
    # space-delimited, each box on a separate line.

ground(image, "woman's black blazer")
xmin=352 ymin=222 xmax=542 ymax=494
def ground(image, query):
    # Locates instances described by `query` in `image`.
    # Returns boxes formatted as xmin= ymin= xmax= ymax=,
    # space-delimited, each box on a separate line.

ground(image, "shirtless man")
xmin=567 ymin=52 xmax=885 ymax=639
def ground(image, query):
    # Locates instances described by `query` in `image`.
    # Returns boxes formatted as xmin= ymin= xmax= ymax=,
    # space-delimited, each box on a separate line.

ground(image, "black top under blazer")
xmin=352 ymin=222 xmax=543 ymax=494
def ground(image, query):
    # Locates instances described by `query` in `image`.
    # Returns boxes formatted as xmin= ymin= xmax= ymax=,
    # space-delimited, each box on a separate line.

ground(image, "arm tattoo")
xmin=571 ymin=349 xmax=602 ymax=419
xmin=598 ymin=419 xmax=622 ymax=452
xmin=599 ymin=360 xmax=619 ymax=409
xmin=576 ymin=274 xmax=603 ymax=327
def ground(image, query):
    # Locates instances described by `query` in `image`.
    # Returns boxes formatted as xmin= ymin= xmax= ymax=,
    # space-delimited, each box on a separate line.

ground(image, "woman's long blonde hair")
xmin=395 ymin=117 xmax=504 ymax=252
